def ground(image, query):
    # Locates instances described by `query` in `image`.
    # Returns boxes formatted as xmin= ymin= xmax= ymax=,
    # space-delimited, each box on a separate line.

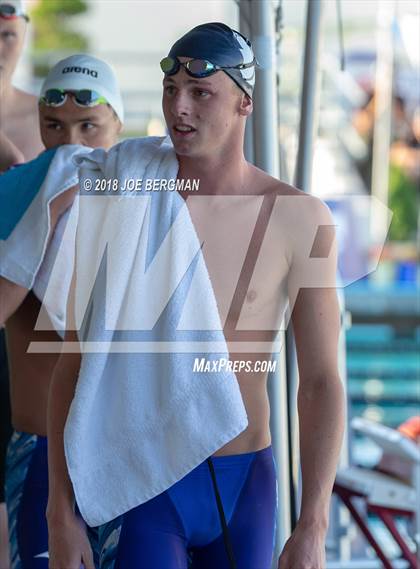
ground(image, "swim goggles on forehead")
xmin=0 ymin=4 xmax=29 ymax=21
xmin=160 ymin=56 xmax=256 ymax=78
xmin=39 ymin=89 xmax=108 ymax=109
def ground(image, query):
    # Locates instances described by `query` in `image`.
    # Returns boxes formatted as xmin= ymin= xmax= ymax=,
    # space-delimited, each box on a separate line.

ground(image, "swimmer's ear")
xmin=111 ymin=109 xmax=123 ymax=134
xmin=238 ymin=93 xmax=253 ymax=117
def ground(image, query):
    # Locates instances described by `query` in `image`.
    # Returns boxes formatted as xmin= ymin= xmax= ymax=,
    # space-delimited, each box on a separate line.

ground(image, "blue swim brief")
xmin=96 ymin=445 xmax=278 ymax=569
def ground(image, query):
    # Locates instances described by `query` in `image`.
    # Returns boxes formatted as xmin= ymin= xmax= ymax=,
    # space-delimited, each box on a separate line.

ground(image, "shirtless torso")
xmin=6 ymin=296 xmax=58 ymax=436
xmin=182 ymin=166 xmax=315 ymax=457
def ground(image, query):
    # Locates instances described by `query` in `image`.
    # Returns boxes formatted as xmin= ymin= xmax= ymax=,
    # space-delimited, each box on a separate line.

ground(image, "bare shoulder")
xmin=13 ymin=88 xmax=39 ymax=117
xmin=5 ymin=89 xmax=44 ymax=160
xmin=247 ymin=164 xmax=333 ymax=222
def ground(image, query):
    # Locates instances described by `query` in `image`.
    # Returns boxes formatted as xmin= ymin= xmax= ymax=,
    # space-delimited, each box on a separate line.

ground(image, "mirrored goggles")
xmin=40 ymin=89 xmax=108 ymax=109
xmin=160 ymin=56 xmax=257 ymax=79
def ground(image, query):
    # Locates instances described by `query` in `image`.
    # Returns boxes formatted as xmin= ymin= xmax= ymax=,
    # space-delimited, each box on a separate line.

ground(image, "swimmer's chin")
xmin=170 ymin=142 xmax=199 ymax=158
xmin=168 ymin=135 xmax=198 ymax=155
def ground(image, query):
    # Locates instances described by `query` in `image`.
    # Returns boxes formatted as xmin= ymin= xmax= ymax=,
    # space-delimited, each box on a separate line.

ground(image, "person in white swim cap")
xmin=39 ymin=53 xmax=123 ymax=149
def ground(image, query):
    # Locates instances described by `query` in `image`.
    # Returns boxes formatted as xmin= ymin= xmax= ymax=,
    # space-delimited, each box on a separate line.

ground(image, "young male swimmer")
xmin=47 ymin=23 xmax=344 ymax=569
xmin=0 ymin=0 xmax=44 ymax=166
xmin=0 ymin=2 xmax=45 ymax=564
xmin=0 ymin=53 xmax=123 ymax=569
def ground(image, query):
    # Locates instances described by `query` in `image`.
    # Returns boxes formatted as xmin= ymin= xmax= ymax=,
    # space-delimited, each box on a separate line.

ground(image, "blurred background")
xmin=15 ymin=0 xmax=420 ymax=567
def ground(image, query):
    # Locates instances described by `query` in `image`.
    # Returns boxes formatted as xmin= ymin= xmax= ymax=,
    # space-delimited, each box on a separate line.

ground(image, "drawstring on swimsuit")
xmin=204 ymin=199 xmax=277 ymax=569
xmin=206 ymin=457 xmax=237 ymax=569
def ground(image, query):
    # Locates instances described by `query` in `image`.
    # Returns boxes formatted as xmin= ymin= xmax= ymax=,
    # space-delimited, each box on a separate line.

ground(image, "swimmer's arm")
xmin=0 ymin=277 xmax=29 ymax=326
xmin=287 ymin=199 xmax=345 ymax=532
xmin=46 ymin=273 xmax=80 ymax=521
xmin=46 ymin=330 xmax=80 ymax=520
xmin=291 ymin=287 xmax=345 ymax=531
xmin=278 ymin=276 xmax=345 ymax=569
xmin=47 ymin=271 xmax=95 ymax=568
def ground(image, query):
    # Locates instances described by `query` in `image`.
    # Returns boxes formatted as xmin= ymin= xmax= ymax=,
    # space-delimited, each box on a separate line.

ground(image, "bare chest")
xmin=3 ymin=112 xmax=43 ymax=161
xmin=185 ymin=195 xmax=290 ymax=340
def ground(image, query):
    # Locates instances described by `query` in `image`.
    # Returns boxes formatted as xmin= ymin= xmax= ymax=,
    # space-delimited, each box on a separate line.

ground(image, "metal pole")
xmin=294 ymin=0 xmax=324 ymax=193
xmin=250 ymin=0 xmax=280 ymax=177
xmin=247 ymin=1 xmax=291 ymax=564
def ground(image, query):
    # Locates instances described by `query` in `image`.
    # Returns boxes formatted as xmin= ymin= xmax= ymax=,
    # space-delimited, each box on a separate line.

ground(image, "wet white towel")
xmin=64 ymin=136 xmax=248 ymax=527
xmin=32 ymin=204 xmax=78 ymax=334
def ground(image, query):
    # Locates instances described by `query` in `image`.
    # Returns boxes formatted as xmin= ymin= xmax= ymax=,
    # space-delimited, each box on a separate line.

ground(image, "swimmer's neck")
xmin=0 ymin=79 xmax=15 ymax=101
xmin=177 ymin=150 xmax=250 ymax=196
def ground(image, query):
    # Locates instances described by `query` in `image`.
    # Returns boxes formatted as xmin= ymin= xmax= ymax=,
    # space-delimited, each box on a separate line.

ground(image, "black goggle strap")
xmin=232 ymin=57 xmax=259 ymax=70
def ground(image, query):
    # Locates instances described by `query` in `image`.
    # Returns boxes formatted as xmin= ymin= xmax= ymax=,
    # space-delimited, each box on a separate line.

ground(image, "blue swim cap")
xmin=168 ymin=22 xmax=256 ymax=98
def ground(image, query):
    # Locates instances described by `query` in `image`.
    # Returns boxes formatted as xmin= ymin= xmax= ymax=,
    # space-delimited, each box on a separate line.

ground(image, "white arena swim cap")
xmin=40 ymin=54 xmax=124 ymax=123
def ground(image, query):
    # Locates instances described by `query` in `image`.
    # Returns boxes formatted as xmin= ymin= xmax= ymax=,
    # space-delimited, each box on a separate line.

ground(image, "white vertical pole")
xmin=247 ymin=2 xmax=291 ymax=565
xmin=294 ymin=0 xmax=324 ymax=194
xmin=250 ymin=0 xmax=280 ymax=176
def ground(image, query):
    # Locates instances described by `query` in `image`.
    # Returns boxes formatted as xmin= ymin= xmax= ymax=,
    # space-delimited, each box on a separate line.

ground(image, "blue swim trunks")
xmin=96 ymin=445 xmax=278 ymax=569
xmin=6 ymin=432 xmax=277 ymax=569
